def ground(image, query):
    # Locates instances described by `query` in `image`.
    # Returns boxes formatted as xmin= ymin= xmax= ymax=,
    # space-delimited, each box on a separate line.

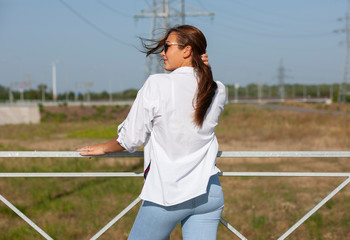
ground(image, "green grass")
xmin=0 ymin=103 xmax=349 ymax=239
xmin=67 ymin=125 xmax=118 ymax=139
xmin=0 ymin=157 xmax=144 ymax=239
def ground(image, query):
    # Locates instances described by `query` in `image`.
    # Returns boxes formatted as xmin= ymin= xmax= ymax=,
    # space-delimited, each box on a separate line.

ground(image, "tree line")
xmin=226 ymin=83 xmax=349 ymax=102
xmin=0 ymin=84 xmax=138 ymax=102
xmin=0 ymin=83 xmax=349 ymax=103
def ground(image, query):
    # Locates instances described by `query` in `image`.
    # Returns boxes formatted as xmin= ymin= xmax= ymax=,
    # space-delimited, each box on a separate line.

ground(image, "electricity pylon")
xmin=135 ymin=0 xmax=214 ymax=77
xmin=9 ymin=75 xmax=32 ymax=102
xmin=75 ymin=81 xmax=93 ymax=101
xmin=336 ymin=0 xmax=350 ymax=102
xmin=277 ymin=59 xmax=287 ymax=101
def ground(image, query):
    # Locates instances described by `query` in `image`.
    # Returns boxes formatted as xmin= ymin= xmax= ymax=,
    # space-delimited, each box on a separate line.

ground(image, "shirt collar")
xmin=171 ymin=66 xmax=194 ymax=74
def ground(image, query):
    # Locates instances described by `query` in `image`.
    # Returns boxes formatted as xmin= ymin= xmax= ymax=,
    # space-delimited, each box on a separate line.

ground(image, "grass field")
xmin=0 ymin=102 xmax=349 ymax=239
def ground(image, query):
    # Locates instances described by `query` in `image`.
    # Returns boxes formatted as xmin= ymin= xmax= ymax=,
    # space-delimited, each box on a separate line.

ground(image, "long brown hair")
xmin=141 ymin=25 xmax=217 ymax=128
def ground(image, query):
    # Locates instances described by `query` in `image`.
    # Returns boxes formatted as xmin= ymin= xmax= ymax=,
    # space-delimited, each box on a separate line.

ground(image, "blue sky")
xmin=0 ymin=0 xmax=347 ymax=94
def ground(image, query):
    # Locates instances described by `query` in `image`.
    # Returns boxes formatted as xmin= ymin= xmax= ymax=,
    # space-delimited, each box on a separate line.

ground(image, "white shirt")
xmin=117 ymin=67 xmax=226 ymax=206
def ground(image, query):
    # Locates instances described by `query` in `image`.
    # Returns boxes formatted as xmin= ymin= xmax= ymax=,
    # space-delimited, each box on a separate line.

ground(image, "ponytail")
xmin=192 ymin=56 xmax=217 ymax=127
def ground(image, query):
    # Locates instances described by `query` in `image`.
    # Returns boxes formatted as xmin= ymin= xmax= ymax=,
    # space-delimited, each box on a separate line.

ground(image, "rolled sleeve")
xmin=117 ymin=121 xmax=137 ymax=152
xmin=116 ymin=76 xmax=159 ymax=153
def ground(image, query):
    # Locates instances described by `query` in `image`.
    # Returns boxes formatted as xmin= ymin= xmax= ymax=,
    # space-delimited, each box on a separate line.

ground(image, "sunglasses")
xmin=163 ymin=42 xmax=185 ymax=53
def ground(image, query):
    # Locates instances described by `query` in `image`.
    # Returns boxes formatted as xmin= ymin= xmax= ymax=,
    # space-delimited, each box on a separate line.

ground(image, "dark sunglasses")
xmin=163 ymin=42 xmax=185 ymax=53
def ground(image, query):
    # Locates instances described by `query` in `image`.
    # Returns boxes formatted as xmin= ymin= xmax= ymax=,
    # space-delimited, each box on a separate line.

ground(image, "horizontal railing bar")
xmin=0 ymin=172 xmax=143 ymax=177
xmin=0 ymin=172 xmax=349 ymax=178
xmin=0 ymin=151 xmax=144 ymax=158
xmin=1 ymin=151 xmax=350 ymax=158
xmin=217 ymin=151 xmax=350 ymax=158
xmin=219 ymin=172 xmax=350 ymax=177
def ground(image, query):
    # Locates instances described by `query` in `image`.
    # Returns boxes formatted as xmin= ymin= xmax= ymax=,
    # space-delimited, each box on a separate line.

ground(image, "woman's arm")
xmin=77 ymin=53 xmax=209 ymax=156
xmin=76 ymin=137 xmax=125 ymax=156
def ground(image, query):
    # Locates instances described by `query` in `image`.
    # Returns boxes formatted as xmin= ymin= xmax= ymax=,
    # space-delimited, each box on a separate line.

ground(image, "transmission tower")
xmin=135 ymin=0 xmax=214 ymax=78
xmin=336 ymin=0 xmax=350 ymax=102
xmin=75 ymin=81 xmax=93 ymax=101
xmin=9 ymin=75 xmax=32 ymax=102
xmin=277 ymin=59 xmax=286 ymax=101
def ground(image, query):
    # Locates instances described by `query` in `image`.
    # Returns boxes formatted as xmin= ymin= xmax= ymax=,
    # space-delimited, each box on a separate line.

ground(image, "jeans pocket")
xmin=209 ymin=183 xmax=223 ymax=199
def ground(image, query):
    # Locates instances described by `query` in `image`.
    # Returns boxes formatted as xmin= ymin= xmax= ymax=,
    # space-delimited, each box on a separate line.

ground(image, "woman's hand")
xmin=76 ymin=143 xmax=106 ymax=156
xmin=201 ymin=53 xmax=209 ymax=66
xmin=76 ymin=138 xmax=125 ymax=156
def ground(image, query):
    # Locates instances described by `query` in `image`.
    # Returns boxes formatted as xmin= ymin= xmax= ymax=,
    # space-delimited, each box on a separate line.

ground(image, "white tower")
xmin=52 ymin=62 xmax=57 ymax=101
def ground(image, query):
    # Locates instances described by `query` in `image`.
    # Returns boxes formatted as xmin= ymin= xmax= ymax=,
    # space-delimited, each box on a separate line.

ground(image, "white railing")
xmin=0 ymin=151 xmax=350 ymax=240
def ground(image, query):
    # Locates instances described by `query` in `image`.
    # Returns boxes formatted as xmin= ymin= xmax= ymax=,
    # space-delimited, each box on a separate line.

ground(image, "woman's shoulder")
xmin=214 ymin=81 xmax=226 ymax=104
xmin=141 ymin=73 xmax=172 ymax=95
xmin=215 ymin=81 xmax=226 ymax=92
xmin=147 ymin=73 xmax=171 ymax=82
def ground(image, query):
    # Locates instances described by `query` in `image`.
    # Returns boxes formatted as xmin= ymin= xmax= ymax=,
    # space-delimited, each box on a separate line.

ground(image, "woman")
xmin=77 ymin=25 xmax=226 ymax=239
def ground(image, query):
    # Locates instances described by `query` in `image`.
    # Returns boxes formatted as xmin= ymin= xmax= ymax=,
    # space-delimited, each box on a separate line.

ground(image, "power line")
xmin=207 ymin=0 xmax=337 ymax=37
xmin=211 ymin=6 xmax=333 ymax=38
xmin=214 ymin=5 xmax=286 ymax=29
xmin=197 ymin=2 xmax=334 ymax=39
xmin=58 ymin=0 xmax=133 ymax=47
xmin=215 ymin=18 xmax=333 ymax=39
xmin=230 ymin=0 xmax=336 ymax=26
xmin=144 ymin=0 xmax=153 ymax=8
xmin=95 ymin=0 xmax=131 ymax=18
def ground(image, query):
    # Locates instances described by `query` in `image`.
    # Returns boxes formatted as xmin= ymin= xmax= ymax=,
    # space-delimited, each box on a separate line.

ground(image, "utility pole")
xmin=9 ymin=86 xmax=13 ymax=103
xmin=135 ymin=0 xmax=214 ymax=78
xmin=336 ymin=0 xmax=350 ymax=102
xmin=258 ymin=73 xmax=263 ymax=103
xmin=234 ymin=83 xmax=239 ymax=103
xmin=22 ymin=73 xmax=32 ymax=101
xmin=52 ymin=62 xmax=57 ymax=101
xmin=303 ymin=85 xmax=307 ymax=101
xmin=40 ymin=85 xmax=46 ymax=102
xmin=277 ymin=59 xmax=286 ymax=102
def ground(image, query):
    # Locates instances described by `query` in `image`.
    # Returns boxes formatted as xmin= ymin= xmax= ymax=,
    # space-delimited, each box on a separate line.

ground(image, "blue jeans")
xmin=128 ymin=174 xmax=224 ymax=240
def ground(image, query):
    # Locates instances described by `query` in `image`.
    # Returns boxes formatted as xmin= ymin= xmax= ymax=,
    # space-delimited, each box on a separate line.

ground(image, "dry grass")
xmin=0 ymin=103 xmax=349 ymax=239
xmin=282 ymin=100 xmax=350 ymax=113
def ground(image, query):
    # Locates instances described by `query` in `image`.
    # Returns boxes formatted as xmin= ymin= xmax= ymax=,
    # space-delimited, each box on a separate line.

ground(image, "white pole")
xmin=52 ymin=62 xmax=57 ymax=101
xmin=234 ymin=84 xmax=239 ymax=103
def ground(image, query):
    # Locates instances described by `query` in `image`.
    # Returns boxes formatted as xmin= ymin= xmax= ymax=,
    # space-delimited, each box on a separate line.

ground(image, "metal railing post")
xmin=0 ymin=194 xmax=54 ymax=240
xmin=220 ymin=217 xmax=248 ymax=240
xmin=90 ymin=197 xmax=142 ymax=240
xmin=278 ymin=176 xmax=350 ymax=240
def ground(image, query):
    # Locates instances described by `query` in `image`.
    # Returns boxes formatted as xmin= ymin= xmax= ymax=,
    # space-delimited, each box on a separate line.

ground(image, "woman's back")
xmin=150 ymin=67 xmax=224 ymax=158
xmin=133 ymin=66 xmax=226 ymax=206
